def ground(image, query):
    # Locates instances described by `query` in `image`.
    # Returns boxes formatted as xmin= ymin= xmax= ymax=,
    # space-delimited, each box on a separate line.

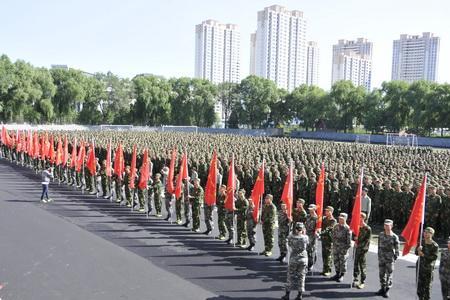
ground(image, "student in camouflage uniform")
xmin=137 ymin=171 xmax=146 ymax=212
xmin=305 ymin=204 xmax=318 ymax=271
xmin=190 ymin=178 xmax=203 ymax=232
xmin=203 ymin=187 xmax=215 ymax=235
xmin=123 ymin=166 xmax=133 ymax=207
xmin=425 ymin=186 xmax=441 ymax=234
xmin=260 ymin=194 xmax=277 ymax=257
xmin=100 ymin=160 xmax=109 ymax=197
xmin=182 ymin=178 xmax=192 ymax=227
xmin=439 ymin=236 xmax=450 ymax=300
xmin=235 ymin=189 xmax=249 ymax=246
xmin=246 ymin=199 xmax=256 ymax=251
xmin=331 ymin=213 xmax=351 ymax=282
xmin=320 ymin=206 xmax=337 ymax=276
xmin=281 ymin=222 xmax=309 ymax=300
xmin=174 ymin=175 xmax=183 ymax=223
xmin=277 ymin=203 xmax=291 ymax=262
xmin=164 ymin=189 xmax=175 ymax=221
xmin=153 ymin=173 xmax=164 ymax=217
xmin=416 ymin=227 xmax=438 ymax=300
xmin=146 ymin=177 xmax=154 ymax=214
xmin=217 ymin=185 xmax=228 ymax=239
xmin=376 ymin=219 xmax=400 ymax=298
xmin=352 ymin=212 xmax=372 ymax=289
xmin=292 ymin=198 xmax=307 ymax=226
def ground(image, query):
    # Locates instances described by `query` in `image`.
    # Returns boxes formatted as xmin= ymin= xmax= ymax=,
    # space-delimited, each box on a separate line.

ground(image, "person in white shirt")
xmin=41 ymin=167 xmax=54 ymax=203
xmin=361 ymin=188 xmax=372 ymax=220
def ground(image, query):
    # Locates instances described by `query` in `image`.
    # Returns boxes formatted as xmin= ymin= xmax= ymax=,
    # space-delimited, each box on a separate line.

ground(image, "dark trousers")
xmin=41 ymin=184 xmax=49 ymax=200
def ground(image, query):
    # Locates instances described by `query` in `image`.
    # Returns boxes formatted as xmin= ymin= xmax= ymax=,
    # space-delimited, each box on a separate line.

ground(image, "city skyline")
xmin=1 ymin=0 xmax=449 ymax=90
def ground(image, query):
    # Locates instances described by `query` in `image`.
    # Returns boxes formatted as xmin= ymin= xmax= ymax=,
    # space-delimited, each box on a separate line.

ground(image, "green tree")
xmin=217 ymin=82 xmax=239 ymax=128
xmin=381 ymin=81 xmax=410 ymax=132
xmin=78 ymin=76 xmax=107 ymax=124
xmin=362 ymin=89 xmax=385 ymax=133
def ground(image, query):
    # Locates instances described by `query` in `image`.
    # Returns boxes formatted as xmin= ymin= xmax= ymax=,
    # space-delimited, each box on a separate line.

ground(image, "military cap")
xmin=362 ymin=187 xmax=368 ymax=192
xmin=360 ymin=212 xmax=367 ymax=220
xmin=339 ymin=213 xmax=348 ymax=220
xmin=384 ymin=219 xmax=393 ymax=225
xmin=296 ymin=198 xmax=305 ymax=204
xmin=308 ymin=204 xmax=316 ymax=210
xmin=425 ymin=227 xmax=435 ymax=235
xmin=325 ymin=206 xmax=334 ymax=212
xmin=295 ymin=222 xmax=305 ymax=230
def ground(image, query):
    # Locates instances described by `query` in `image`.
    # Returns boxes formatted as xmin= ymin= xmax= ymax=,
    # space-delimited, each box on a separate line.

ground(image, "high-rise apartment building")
xmin=306 ymin=41 xmax=319 ymax=86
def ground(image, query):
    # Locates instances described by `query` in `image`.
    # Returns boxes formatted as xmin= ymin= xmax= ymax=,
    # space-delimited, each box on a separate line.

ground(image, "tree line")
xmin=1 ymin=54 xmax=450 ymax=135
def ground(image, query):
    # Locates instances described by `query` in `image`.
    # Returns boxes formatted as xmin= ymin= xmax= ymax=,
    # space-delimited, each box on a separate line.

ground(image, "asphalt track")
xmin=0 ymin=158 xmax=443 ymax=300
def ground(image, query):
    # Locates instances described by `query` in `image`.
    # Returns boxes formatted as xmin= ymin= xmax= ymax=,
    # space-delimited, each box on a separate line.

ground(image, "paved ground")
xmin=0 ymin=159 xmax=443 ymax=300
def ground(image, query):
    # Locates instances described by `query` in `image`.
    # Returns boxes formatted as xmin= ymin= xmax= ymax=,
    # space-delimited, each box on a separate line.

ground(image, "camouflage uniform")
xmin=235 ymin=194 xmax=249 ymax=245
xmin=278 ymin=209 xmax=291 ymax=257
xmin=425 ymin=194 xmax=441 ymax=232
xmin=246 ymin=204 xmax=256 ymax=247
xmin=100 ymin=164 xmax=109 ymax=197
xmin=164 ymin=190 xmax=174 ymax=220
xmin=378 ymin=231 xmax=400 ymax=292
xmin=305 ymin=215 xmax=318 ymax=270
xmin=332 ymin=222 xmax=351 ymax=276
xmin=191 ymin=184 xmax=204 ymax=232
xmin=261 ymin=202 xmax=277 ymax=254
xmin=439 ymin=247 xmax=450 ymax=300
xmin=292 ymin=208 xmax=307 ymax=225
xmin=153 ymin=179 xmax=164 ymax=216
xmin=217 ymin=192 xmax=227 ymax=238
xmin=204 ymin=202 xmax=215 ymax=233
xmin=183 ymin=181 xmax=193 ymax=226
xmin=320 ymin=216 xmax=337 ymax=274
xmin=353 ymin=224 xmax=372 ymax=285
xmin=416 ymin=240 xmax=438 ymax=300
xmin=175 ymin=191 xmax=182 ymax=223
xmin=285 ymin=232 xmax=309 ymax=293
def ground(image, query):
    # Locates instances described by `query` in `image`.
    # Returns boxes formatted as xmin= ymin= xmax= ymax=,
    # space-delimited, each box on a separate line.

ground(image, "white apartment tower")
xmin=195 ymin=20 xmax=241 ymax=84
xmin=250 ymin=5 xmax=307 ymax=91
xmin=391 ymin=32 xmax=440 ymax=82
xmin=306 ymin=41 xmax=319 ymax=86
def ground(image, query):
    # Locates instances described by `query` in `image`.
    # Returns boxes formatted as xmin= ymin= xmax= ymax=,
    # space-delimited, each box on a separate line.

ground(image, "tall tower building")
xmin=391 ymin=32 xmax=440 ymax=82
xmin=195 ymin=20 xmax=241 ymax=84
xmin=331 ymin=38 xmax=373 ymax=90
xmin=251 ymin=5 xmax=307 ymax=91
xmin=306 ymin=41 xmax=319 ymax=86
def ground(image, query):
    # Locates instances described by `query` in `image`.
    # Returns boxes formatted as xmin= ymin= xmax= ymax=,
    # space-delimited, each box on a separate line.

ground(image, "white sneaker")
xmin=41 ymin=199 xmax=47 ymax=203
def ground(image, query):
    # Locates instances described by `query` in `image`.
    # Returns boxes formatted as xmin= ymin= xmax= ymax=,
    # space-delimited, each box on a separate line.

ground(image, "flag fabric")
xmin=281 ymin=163 xmax=294 ymax=221
xmin=33 ymin=132 xmax=39 ymax=159
xmin=175 ymin=153 xmax=188 ymax=200
xmin=48 ymin=135 xmax=55 ymax=164
xmin=166 ymin=148 xmax=177 ymax=194
xmin=204 ymin=151 xmax=217 ymax=205
xmin=350 ymin=168 xmax=364 ymax=238
xmin=315 ymin=162 xmax=325 ymax=230
xmin=1 ymin=126 xmax=12 ymax=147
xmin=129 ymin=144 xmax=137 ymax=189
xmin=27 ymin=130 xmax=33 ymax=155
xmin=225 ymin=156 xmax=236 ymax=211
xmin=62 ymin=136 xmax=68 ymax=167
xmin=105 ymin=140 xmax=112 ymax=177
xmin=86 ymin=141 xmax=96 ymax=176
xmin=76 ymin=141 xmax=86 ymax=172
xmin=138 ymin=148 xmax=149 ymax=190
xmin=56 ymin=137 xmax=63 ymax=166
xmin=401 ymin=174 xmax=427 ymax=256
xmin=250 ymin=161 xmax=265 ymax=223
xmin=113 ymin=143 xmax=124 ymax=179
xmin=70 ymin=138 xmax=77 ymax=168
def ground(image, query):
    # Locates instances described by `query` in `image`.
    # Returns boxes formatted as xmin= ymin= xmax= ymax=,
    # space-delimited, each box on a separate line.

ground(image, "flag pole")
xmin=415 ymin=173 xmax=427 ymax=296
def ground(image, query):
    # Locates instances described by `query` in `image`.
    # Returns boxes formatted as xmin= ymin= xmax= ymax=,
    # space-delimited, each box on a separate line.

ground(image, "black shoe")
xmin=281 ymin=291 xmax=290 ymax=300
xmin=182 ymin=222 xmax=189 ymax=227
xmin=203 ymin=230 xmax=211 ymax=235
xmin=246 ymin=244 xmax=255 ymax=251
xmin=164 ymin=216 xmax=170 ymax=221
xmin=337 ymin=274 xmax=344 ymax=282
xmin=383 ymin=288 xmax=390 ymax=298
xmin=295 ymin=292 xmax=302 ymax=300
xmin=226 ymin=238 xmax=234 ymax=244
xmin=330 ymin=273 xmax=340 ymax=281
xmin=376 ymin=288 xmax=385 ymax=296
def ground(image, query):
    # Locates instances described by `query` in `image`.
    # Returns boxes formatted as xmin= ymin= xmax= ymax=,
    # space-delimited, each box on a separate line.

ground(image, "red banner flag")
xmin=225 ymin=156 xmax=236 ymax=211
xmin=166 ymin=148 xmax=177 ymax=194
xmin=401 ymin=174 xmax=427 ymax=256
xmin=250 ymin=161 xmax=265 ymax=223
xmin=315 ymin=162 xmax=325 ymax=230
xmin=281 ymin=163 xmax=294 ymax=221
xmin=62 ymin=136 xmax=68 ymax=167
xmin=86 ymin=141 xmax=96 ymax=176
xmin=106 ymin=140 xmax=112 ymax=177
xmin=350 ymin=168 xmax=364 ymax=238
xmin=1 ymin=126 xmax=12 ymax=147
xmin=33 ymin=132 xmax=40 ymax=159
xmin=113 ymin=143 xmax=124 ymax=179
xmin=48 ymin=135 xmax=55 ymax=164
xmin=129 ymin=144 xmax=137 ymax=189
xmin=26 ymin=130 xmax=32 ymax=155
xmin=70 ymin=138 xmax=77 ymax=168
xmin=76 ymin=141 xmax=86 ymax=172
xmin=204 ymin=151 xmax=217 ymax=205
xmin=138 ymin=149 xmax=149 ymax=190
xmin=55 ymin=137 xmax=63 ymax=166
xmin=175 ymin=153 xmax=189 ymax=200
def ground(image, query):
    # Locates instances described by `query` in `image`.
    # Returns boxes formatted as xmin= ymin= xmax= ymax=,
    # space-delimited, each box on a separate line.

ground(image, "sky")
xmin=1 ymin=0 xmax=449 ymax=90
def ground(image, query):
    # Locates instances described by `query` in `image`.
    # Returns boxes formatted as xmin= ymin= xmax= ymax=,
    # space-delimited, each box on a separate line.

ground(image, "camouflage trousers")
xmin=247 ymin=219 xmax=256 ymax=245
xmin=225 ymin=212 xmax=234 ymax=239
xmin=204 ymin=205 xmax=214 ymax=231
xmin=183 ymin=198 xmax=191 ymax=224
xmin=333 ymin=247 xmax=349 ymax=274
xmin=192 ymin=201 xmax=201 ymax=231
xmin=417 ymin=267 xmax=434 ymax=300
xmin=353 ymin=249 xmax=368 ymax=282
xmin=278 ymin=227 xmax=289 ymax=255
xmin=138 ymin=189 xmax=146 ymax=209
xmin=165 ymin=193 xmax=174 ymax=219
xmin=285 ymin=259 xmax=308 ymax=292
xmin=101 ymin=175 xmax=109 ymax=196
xmin=440 ymin=276 xmax=449 ymax=300
xmin=262 ymin=223 xmax=274 ymax=253
xmin=217 ymin=207 xmax=227 ymax=238
xmin=154 ymin=195 xmax=162 ymax=215
xmin=321 ymin=242 xmax=333 ymax=273
xmin=307 ymin=237 xmax=317 ymax=269
xmin=379 ymin=261 xmax=395 ymax=289
xmin=125 ymin=186 xmax=132 ymax=205
xmin=175 ymin=198 xmax=182 ymax=222
xmin=236 ymin=216 xmax=247 ymax=244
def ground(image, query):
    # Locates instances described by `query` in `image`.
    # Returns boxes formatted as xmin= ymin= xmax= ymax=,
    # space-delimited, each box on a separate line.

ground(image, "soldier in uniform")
xmin=153 ymin=173 xmax=164 ymax=217
xmin=352 ymin=212 xmax=372 ymax=289
xmin=305 ymin=204 xmax=318 ymax=271
xmin=260 ymin=194 xmax=277 ymax=257
xmin=164 ymin=188 xmax=175 ymax=222
xmin=425 ymin=186 xmax=442 ymax=234
xmin=190 ymin=178 xmax=203 ymax=232
xmin=331 ymin=213 xmax=351 ymax=282
xmin=416 ymin=227 xmax=439 ymax=300
xmin=123 ymin=166 xmax=132 ymax=207
xmin=320 ymin=206 xmax=337 ymax=276
xmin=174 ymin=174 xmax=183 ymax=223
xmin=376 ymin=219 xmax=400 ymax=298
xmin=439 ymin=236 xmax=450 ymax=300
xmin=100 ymin=160 xmax=109 ymax=198
xmin=235 ymin=189 xmax=249 ymax=246
xmin=281 ymin=222 xmax=309 ymax=300
xmin=246 ymin=199 xmax=257 ymax=251
xmin=277 ymin=203 xmax=291 ymax=262
xmin=292 ymin=198 xmax=307 ymax=225
xmin=217 ymin=184 xmax=228 ymax=239
xmin=182 ymin=178 xmax=193 ymax=227
xmin=203 ymin=186 xmax=216 ymax=235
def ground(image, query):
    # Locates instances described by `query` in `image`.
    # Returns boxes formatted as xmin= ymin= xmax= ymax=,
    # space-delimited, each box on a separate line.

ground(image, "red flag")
xmin=76 ymin=141 xmax=86 ymax=172
xmin=129 ymin=144 xmax=137 ymax=189
xmin=27 ymin=130 xmax=32 ymax=155
xmin=86 ymin=141 xmax=96 ymax=176
xmin=315 ymin=162 xmax=325 ymax=230
xmin=113 ymin=143 xmax=124 ymax=179
xmin=401 ymin=174 xmax=427 ymax=256
xmin=33 ymin=132 xmax=40 ymax=159
xmin=48 ymin=135 xmax=55 ymax=164
xmin=138 ymin=149 xmax=149 ymax=190
xmin=106 ymin=140 xmax=112 ymax=177
xmin=204 ymin=151 xmax=217 ymax=205
xmin=55 ymin=137 xmax=63 ymax=166
xmin=62 ymin=136 xmax=68 ymax=167
xmin=1 ymin=126 xmax=12 ymax=147
xmin=281 ymin=163 xmax=294 ymax=221
xmin=166 ymin=148 xmax=177 ymax=194
xmin=70 ymin=138 xmax=77 ymax=168
xmin=250 ymin=161 xmax=265 ymax=223
xmin=175 ymin=153 xmax=189 ymax=199
xmin=350 ymin=168 xmax=364 ymax=238
xmin=225 ymin=156 xmax=236 ymax=211
xmin=16 ymin=130 xmax=22 ymax=152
